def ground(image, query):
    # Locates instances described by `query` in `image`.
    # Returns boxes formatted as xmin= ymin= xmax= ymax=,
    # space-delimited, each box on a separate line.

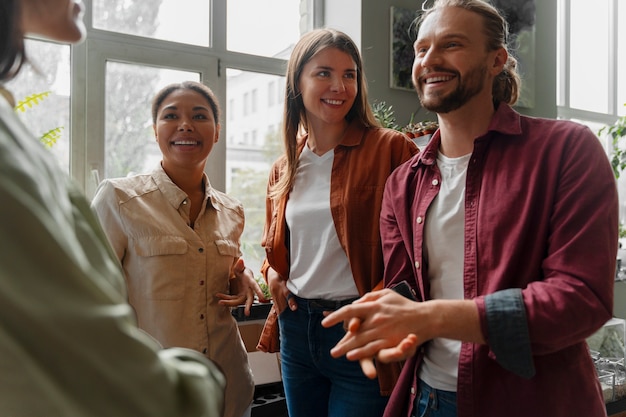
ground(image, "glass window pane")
xmin=556 ymin=0 xmax=563 ymax=106
xmin=104 ymin=62 xmax=199 ymax=178
xmin=227 ymin=0 xmax=301 ymax=57
xmin=617 ymin=1 xmax=626 ymax=116
xmin=226 ymin=69 xmax=285 ymax=273
xmin=6 ymin=40 xmax=71 ymax=173
xmin=569 ymin=0 xmax=609 ymax=113
xmin=93 ymin=0 xmax=210 ymax=47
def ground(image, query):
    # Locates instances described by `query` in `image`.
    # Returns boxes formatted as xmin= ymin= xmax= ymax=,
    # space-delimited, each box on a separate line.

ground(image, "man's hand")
xmin=321 ymin=290 xmax=422 ymax=377
xmin=322 ymin=290 xmax=484 ymax=378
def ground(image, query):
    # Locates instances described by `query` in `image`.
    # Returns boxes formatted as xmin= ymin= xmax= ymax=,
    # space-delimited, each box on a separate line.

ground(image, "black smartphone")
xmin=391 ymin=280 xmax=417 ymax=301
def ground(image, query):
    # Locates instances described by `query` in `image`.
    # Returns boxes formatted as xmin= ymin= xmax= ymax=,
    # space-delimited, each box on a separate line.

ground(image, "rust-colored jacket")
xmin=259 ymin=120 xmax=418 ymax=395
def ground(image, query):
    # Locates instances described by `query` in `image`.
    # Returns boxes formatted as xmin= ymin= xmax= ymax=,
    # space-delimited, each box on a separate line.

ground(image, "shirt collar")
xmin=414 ymin=103 xmax=522 ymax=168
xmin=151 ymin=163 xmax=218 ymax=211
xmin=298 ymin=118 xmax=368 ymax=150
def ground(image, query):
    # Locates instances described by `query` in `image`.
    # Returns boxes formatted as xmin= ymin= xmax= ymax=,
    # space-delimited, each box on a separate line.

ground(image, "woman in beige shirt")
xmin=92 ymin=81 xmax=259 ymax=417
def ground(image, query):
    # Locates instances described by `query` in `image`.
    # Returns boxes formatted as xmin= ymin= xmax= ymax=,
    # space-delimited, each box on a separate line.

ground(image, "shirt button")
xmin=202 ymin=348 xmax=207 ymax=354
xmin=182 ymin=200 xmax=188 ymax=205
xmin=411 ymin=386 xmax=415 ymax=395
xmin=200 ymin=314 xmax=205 ymax=320
xmin=199 ymin=280 xmax=205 ymax=285
xmin=415 ymin=261 xmax=420 ymax=269
xmin=198 ymin=248 xmax=204 ymax=253
xmin=432 ymin=179 xmax=439 ymax=186
xmin=416 ymin=216 xmax=423 ymax=224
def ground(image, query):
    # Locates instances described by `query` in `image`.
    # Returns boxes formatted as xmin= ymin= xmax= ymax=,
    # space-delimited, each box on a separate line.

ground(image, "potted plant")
xmin=371 ymin=100 xmax=438 ymax=148
xmin=402 ymin=120 xmax=439 ymax=139
xmin=371 ymin=100 xmax=399 ymax=130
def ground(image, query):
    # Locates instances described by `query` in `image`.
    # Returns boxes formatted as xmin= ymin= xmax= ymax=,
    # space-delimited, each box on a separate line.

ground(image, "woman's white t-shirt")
xmin=284 ymin=144 xmax=359 ymax=299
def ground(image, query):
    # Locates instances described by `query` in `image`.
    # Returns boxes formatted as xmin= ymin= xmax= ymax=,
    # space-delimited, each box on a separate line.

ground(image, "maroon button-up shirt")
xmin=382 ymin=104 xmax=618 ymax=417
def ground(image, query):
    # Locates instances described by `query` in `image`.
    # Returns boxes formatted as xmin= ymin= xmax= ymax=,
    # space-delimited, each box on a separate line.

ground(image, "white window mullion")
xmin=557 ymin=0 xmax=570 ymax=109
xmin=608 ymin=0 xmax=618 ymax=114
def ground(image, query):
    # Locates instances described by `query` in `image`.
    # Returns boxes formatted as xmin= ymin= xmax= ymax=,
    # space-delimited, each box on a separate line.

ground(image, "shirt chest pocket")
xmin=215 ymin=239 xmax=239 ymax=257
xmin=133 ymin=236 xmax=189 ymax=300
xmin=213 ymin=239 xmax=240 ymax=280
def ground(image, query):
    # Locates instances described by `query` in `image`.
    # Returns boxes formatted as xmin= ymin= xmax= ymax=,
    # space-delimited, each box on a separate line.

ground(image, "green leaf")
xmin=40 ymin=127 xmax=63 ymax=148
xmin=14 ymin=91 xmax=52 ymax=113
xmin=601 ymin=103 xmax=626 ymax=179
xmin=371 ymin=100 xmax=399 ymax=130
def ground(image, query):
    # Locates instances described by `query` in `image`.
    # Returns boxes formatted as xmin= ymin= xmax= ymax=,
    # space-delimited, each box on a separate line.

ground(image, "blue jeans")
xmin=413 ymin=379 xmax=457 ymax=417
xmin=278 ymin=296 xmax=388 ymax=417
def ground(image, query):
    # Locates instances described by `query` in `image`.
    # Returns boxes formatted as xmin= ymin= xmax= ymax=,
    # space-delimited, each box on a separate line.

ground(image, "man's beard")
xmin=416 ymin=64 xmax=488 ymax=113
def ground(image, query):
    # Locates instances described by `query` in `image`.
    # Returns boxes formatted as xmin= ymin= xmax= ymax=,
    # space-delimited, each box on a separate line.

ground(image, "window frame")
xmin=557 ymin=0 xmax=621 ymax=127
xmin=65 ymin=0 xmax=318 ymax=198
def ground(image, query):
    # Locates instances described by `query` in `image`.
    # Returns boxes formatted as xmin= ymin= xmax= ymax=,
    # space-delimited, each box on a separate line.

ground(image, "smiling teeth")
xmin=173 ymin=140 xmax=198 ymax=145
xmin=324 ymin=99 xmax=343 ymax=105
xmin=425 ymin=76 xmax=453 ymax=84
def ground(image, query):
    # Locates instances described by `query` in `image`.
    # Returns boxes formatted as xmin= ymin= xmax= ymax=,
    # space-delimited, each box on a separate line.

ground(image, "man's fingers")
xmin=376 ymin=334 xmax=419 ymax=363
xmin=322 ymin=304 xmax=360 ymax=328
xmin=359 ymin=357 xmax=377 ymax=379
xmin=329 ymin=329 xmax=356 ymax=358
xmin=347 ymin=316 xmax=361 ymax=333
xmin=321 ymin=310 xmax=343 ymax=328
xmin=351 ymin=290 xmax=384 ymax=304
xmin=331 ymin=331 xmax=384 ymax=362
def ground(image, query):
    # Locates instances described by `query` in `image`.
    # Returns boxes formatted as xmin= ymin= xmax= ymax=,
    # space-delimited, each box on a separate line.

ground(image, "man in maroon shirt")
xmin=322 ymin=1 xmax=618 ymax=416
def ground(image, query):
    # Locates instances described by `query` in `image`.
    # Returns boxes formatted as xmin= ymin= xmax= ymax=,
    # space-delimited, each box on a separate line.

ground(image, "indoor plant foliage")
xmin=372 ymin=100 xmax=399 ymax=130
xmin=600 ymin=104 xmax=626 ymax=241
xmin=402 ymin=119 xmax=439 ymax=139
xmin=14 ymin=91 xmax=63 ymax=148
xmin=372 ymin=100 xmax=438 ymax=139
xmin=601 ymin=104 xmax=626 ymax=179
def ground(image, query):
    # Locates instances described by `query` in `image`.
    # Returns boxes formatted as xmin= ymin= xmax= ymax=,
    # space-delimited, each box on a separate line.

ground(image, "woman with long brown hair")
xmin=258 ymin=28 xmax=418 ymax=417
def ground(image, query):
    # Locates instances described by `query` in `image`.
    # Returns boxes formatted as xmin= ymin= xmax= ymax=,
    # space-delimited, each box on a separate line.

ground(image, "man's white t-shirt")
xmin=419 ymin=152 xmax=471 ymax=391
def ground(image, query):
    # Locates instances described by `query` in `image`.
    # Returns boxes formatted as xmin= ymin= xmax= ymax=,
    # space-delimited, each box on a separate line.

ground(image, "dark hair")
xmin=271 ymin=28 xmax=379 ymax=199
xmin=0 ymin=0 xmax=26 ymax=82
xmin=417 ymin=0 xmax=521 ymax=105
xmin=151 ymin=81 xmax=221 ymax=125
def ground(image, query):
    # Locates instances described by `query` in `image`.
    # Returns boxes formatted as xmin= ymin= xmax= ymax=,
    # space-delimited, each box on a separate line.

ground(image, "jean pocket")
xmin=415 ymin=386 xmax=432 ymax=417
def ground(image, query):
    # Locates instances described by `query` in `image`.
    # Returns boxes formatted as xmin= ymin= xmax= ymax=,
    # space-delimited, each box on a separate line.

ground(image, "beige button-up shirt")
xmin=92 ymin=165 xmax=253 ymax=417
